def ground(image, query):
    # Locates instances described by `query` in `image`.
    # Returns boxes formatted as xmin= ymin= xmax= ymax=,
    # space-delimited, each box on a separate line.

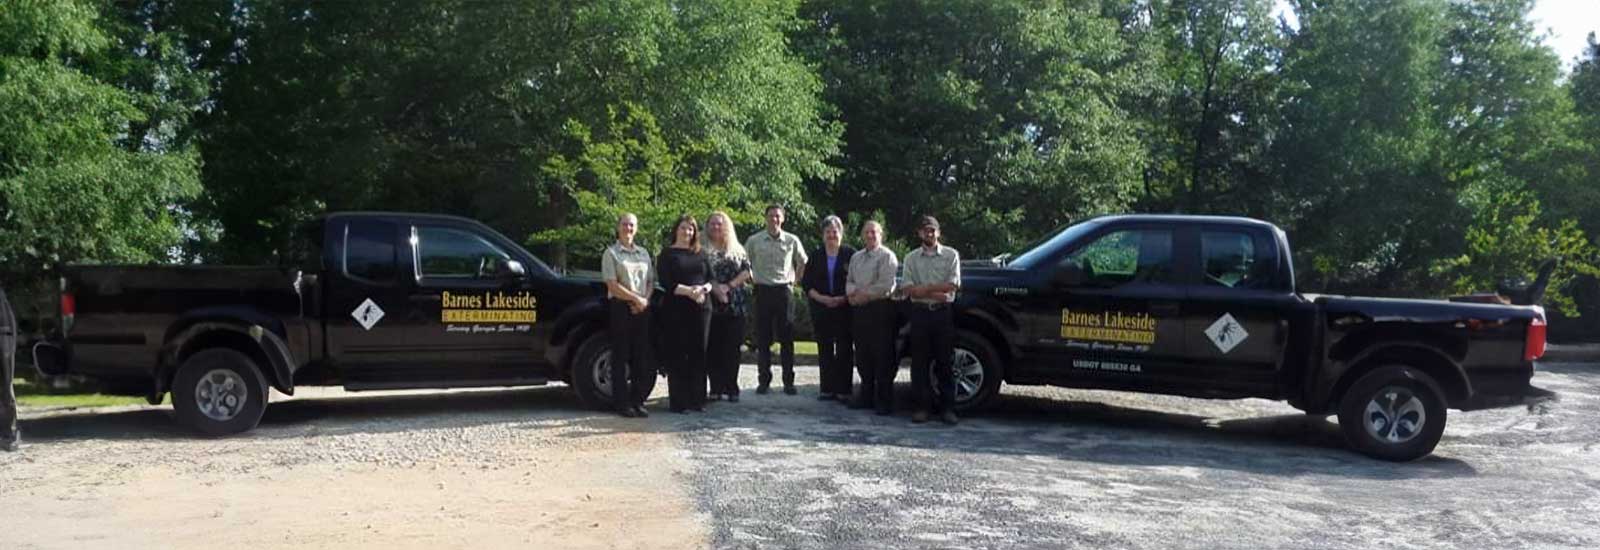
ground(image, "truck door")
xmin=1179 ymin=226 xmax=1296 ymax=396
xmin=324 ymin=218 xmax=423 ymax=376
xmin=1019 ymin=226 xmax=1189 ymax=387
xmin=403 ymin=223 xmax=545 ymax=382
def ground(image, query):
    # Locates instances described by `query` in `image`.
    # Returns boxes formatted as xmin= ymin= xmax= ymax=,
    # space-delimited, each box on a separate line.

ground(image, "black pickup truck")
xmin=33 ymin=212 xmax=642 ymax=434
xmin=924 ymin=214 xmax=1549 ymax=460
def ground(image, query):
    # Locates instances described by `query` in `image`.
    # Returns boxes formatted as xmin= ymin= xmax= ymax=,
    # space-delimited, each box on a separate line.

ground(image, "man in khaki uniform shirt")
xmin=744 ymin=205 xmax=809 ymax=394
xmin=1 ymin=285 xmax=19 ymax=450
xmin=845 ymin=220 xmax=898 ymax=414
xmin=901 ymin=215 xmax=961 ymax=425
xmin=600 ymin=213 xmax=655 ymax=418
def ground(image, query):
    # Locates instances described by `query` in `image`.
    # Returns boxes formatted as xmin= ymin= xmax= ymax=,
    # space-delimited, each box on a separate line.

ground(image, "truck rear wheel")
xmin=1336 ymin=365 xmax=1447 ymax=462
xmin=172 ymin=348 xmax=269 ymax=436
xmin=570 ymin=331 xmax=657 ymax=411
xmin=940 ymin=330 xmax=1004 ymax=412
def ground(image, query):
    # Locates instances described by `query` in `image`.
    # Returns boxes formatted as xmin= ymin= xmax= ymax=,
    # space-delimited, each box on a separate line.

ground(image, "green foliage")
xmin=528 ymin=103 xmax=762 ymax=267
xmin=0 ymin=0 xmax=200 ymax=284
xmin=1431 ymin=180 xmax=1600 ymax=315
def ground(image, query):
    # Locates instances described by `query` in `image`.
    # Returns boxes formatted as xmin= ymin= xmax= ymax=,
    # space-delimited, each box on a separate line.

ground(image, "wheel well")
xmin=1330 ymin=346 xmax=1470 ymax=411
xmin=561 ymin=321 xmax=606 ymax=382
xmin=169 ymin=331 xmax=276 ymax=393
xmin=955 ymin=315 xmax=1011 ymax=366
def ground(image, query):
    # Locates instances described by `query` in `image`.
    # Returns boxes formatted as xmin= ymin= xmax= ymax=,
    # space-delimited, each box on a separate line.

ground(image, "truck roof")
xmin=319 ymin=211 xmax=484 ymax=225
xmin=1088 ymin=214 xmax=1282 ymax=231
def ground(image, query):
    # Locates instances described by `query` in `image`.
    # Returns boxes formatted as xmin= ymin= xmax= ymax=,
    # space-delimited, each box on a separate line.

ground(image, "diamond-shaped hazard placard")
xmin=352 ymin=298 xmax=385 ymax=331
xmin=1205 ymin=313 xmax=1248 ymax=354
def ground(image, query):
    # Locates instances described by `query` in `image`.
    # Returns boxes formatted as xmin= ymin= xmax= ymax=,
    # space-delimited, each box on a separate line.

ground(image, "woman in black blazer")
xmin=799 ymin=215 xmax=856 ymax=401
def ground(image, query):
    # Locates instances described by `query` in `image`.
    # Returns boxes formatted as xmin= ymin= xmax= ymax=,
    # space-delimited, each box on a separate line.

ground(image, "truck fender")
xmin=160 ymin=322 xmax=297 ymax=399
xmin=1315 ymin=342 xmax=1469 ymax=413
xmin=548 ymin=297 xmax=608 ymax=368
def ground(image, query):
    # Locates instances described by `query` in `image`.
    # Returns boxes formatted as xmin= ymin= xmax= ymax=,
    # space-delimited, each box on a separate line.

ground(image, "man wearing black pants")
xmin=846 ymin=221 xmax=898 ymax=414
xmin=901 ymin=216 xmax=961 ymax=425
xmin=2 ymin=285 xmax=20 ymax=451
xmin=744 ymin=205 xmax=808 ymax=395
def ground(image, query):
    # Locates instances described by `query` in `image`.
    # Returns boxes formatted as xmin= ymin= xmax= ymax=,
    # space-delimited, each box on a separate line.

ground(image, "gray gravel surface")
xmin=3 ymin=362 xmax=1596 ymax=550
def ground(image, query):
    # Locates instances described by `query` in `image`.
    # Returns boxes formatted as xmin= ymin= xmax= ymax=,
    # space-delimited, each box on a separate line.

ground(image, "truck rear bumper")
xmin=1457 ymin=384 xmax=1556 ymax=411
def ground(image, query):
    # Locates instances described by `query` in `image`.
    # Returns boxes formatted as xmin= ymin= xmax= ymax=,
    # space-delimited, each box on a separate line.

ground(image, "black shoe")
xmin=634 ymin=406 xmax=650 ymax=418
xmin=911 ymin=411 xmax=930 ymax=423
xmin=875 ymin=408 xmax=893 ymax=416
xmin=818 ymin=394 xmax=836 ymax=401
xmin=940 ymin=411 xmax=959 ymax=425
xmin=727 ymin=394 xmax=741 ymax=403
xmin=709 ymin=394 xmax=723 ymax=401
xmin=673 ymin=408 xmax=689 ymax=414
xmin=618 ymin=408 xmax=641 ymax=418
xmin=848 ymin=398 xmax=871 ymax=410
xmin=692 ymin=407 xmax=705 ymax=412
xmin=756 ymin=385 xmax=770 ymax=395
xmin=784 ymin=386 xmax=798 ymax=395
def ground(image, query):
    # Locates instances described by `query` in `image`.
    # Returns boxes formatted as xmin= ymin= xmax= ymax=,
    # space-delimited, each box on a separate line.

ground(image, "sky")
xmin=1529 ymin=0 xmax=1598 ymax=69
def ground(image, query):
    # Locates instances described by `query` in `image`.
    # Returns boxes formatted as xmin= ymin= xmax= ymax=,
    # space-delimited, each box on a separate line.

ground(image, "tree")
xmin=0 ymin=0 xmax=201 ymax=288
xmin=796 ymin=0 xmax=1152 ymax=257
xmin=181 ymin=0 xmax=838 ymax=268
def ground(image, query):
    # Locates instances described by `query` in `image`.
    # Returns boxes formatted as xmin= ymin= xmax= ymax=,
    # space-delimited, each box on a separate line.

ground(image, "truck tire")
xmin=570 ymin=331 xmax=658 ymax=411
xmin=943 ymin=330 xmax=1005 ymax=412
xmin=172 ymin=348 xmax=269 ymax=436
xmin=1336 ymin=365 xmax=1448 ymax=462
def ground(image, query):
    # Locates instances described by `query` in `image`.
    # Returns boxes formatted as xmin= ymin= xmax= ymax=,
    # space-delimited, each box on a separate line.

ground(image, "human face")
xmin=674 ymin=220 xmax=697 ymax=247
xmin=919 ymin=225 xmax=939 ymax=247
xmin=823 ymin=224 xmax=841 ymax=250
xmin=617 ymin=214 xmax=638 ymax=245
xmin=862 ymin=222 xmax=882 ymax=249
xmin=708 ymin=214 xmax=727 ymax=246
xmin=765 ymin=208 xmax=785 ymax=234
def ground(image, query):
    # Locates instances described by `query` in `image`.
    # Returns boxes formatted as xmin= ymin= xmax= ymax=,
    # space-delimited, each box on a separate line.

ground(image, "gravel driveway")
xmin=2 ymin=361 xmax=1595 ymax=549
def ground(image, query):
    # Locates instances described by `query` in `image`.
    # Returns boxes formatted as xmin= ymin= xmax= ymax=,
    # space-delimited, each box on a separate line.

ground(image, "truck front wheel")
xmin=1336 ymin=365 xmax=1447 ymax=462
xmin=570 ymin=332 xmax=658 ymax=411
xmin=172 ymin=348 xmax=269 ymax=436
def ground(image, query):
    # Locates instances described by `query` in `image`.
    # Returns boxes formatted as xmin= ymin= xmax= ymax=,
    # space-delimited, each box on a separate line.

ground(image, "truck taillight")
xmin=60 ymin=290 xmax=76 ymax=332
xmin=1524 ymin=310 xmax=1547 ymax=362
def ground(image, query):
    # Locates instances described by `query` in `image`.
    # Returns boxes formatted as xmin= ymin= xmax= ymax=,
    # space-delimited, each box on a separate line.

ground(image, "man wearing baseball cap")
xmin=900 ymin=215 xmax=962 ymax=425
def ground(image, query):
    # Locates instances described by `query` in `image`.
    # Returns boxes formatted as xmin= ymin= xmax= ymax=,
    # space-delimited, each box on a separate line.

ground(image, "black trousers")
xmin=3 ymin=288 xmax=21 ymax=446
xmin=708 ymin=313 xmax=745 ymax=396
xmin=910 ymin=305 xmax=957 ymax=414
xmin=662 ymin=301 xmax=711 ymax=411
xmin=852 ymin=300 xmax=895 ymax=411
xmin=754 ymin=284 xmax=795 ymax=388
xmin=607 ymin=300 xmax=654 ymax=410
xmin=810 ymin=300 xmax=853 ymax=395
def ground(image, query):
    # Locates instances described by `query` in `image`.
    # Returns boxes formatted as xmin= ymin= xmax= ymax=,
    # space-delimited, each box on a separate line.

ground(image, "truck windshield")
xmin=1005 ymin=219 xmax=1104 ymax=270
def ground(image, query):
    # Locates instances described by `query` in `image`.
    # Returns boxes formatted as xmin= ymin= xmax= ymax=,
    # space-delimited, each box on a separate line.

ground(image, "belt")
xmin=756 ymin=283 xmax=791 ymax=289
xmin=911 ymin=301 xmax=951 ymax=311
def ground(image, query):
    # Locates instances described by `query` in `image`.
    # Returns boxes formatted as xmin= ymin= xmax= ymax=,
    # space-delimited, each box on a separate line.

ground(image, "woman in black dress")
xmin=705 ymin=211 xmax=753 ymax=403
xmin=800 ymin=215 xmax=856 ymax=401
xmin=657 ymin=214 xmax=715 ymax=413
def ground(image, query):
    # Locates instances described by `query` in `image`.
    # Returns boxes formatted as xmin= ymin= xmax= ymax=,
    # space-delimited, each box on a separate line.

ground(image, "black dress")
xmin=799 ymin=246 xmax=856 ymax=397
xmin=656 ymin=246 xmax=714 ymax=411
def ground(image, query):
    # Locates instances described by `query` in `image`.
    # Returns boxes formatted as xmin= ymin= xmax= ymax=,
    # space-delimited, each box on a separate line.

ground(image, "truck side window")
xmin=1064 ymin=229 xmax=1175 ymax=286
xmin=415 ymin=226 xmax=512 ymax=279
xmin=345 ymin=220 xmax=399 ymax=283
xmin=1200 ymin=231 xmax=1263 ymax=289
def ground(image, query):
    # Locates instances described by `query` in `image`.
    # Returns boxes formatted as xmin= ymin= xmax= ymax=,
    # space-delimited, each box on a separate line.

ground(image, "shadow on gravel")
xmin=19 ymin=378 xmax=1480 ymax=478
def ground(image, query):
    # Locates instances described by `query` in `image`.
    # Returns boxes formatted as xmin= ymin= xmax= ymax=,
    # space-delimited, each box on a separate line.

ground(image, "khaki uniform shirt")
xmin=845 ymin=245 xmax=898 ymax=302
xmin=744 ymin=230 xmax=808 ymax=286
xmin=903 ymin=244 xmax=961 ymax=304
xmin=600 ymin=241 xmax=654 ymax=300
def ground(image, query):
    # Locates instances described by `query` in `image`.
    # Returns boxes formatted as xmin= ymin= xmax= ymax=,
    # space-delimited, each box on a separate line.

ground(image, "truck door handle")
xmin=1150 ymin=301 xmax=1180 ymax=316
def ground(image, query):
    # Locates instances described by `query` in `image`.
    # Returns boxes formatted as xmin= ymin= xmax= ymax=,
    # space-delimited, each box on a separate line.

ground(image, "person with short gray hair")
xmin=801 ymin=215 xmax=856 ymax=401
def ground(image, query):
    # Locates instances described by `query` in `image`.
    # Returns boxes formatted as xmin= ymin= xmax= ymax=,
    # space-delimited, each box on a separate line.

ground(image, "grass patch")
xmin=12 ymin=378 xmax=154 ymax=408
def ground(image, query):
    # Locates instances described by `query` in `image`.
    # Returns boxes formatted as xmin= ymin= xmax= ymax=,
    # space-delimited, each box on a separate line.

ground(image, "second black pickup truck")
xmin=34 ymin=212 xmax=644 ymax=434
xmin=915 ymin=214 xmax=1548 ymax=460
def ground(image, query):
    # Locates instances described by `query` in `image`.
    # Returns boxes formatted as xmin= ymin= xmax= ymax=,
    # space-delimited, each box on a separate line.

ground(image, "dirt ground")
xmin=0 ymin=386 xmax=707 ymax=550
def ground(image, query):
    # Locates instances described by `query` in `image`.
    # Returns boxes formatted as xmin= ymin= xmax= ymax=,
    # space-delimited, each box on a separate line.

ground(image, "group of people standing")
xmin=600 ymin=205 xmax=963 ymax=425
